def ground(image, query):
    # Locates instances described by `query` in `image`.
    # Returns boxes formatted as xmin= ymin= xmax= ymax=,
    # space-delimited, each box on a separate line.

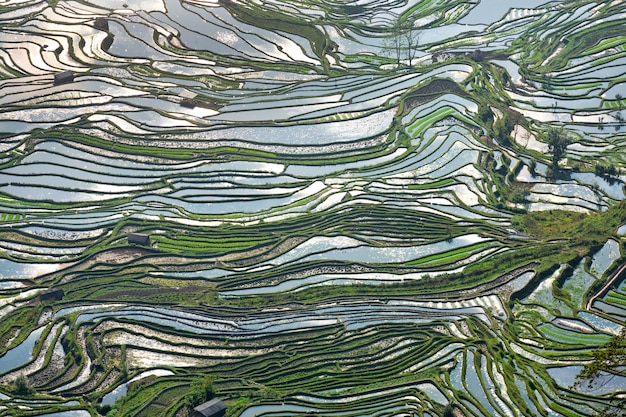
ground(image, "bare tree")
xmin=574 ymin=329 xmax=626 ymax=417
xmin=388 ymin=15 xmax=420 ymax=68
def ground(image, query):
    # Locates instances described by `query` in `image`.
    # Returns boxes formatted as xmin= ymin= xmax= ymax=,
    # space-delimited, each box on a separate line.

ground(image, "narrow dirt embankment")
xmin=586 ymin=260 xmax=626 ymax=311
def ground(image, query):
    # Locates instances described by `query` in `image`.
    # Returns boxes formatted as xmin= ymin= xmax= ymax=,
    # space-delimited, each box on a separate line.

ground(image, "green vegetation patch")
xmin=407 ymin=178 xmax=455 ymax=189
xmin=406 ymin=241 xmax=496 ymax=266
xmin=539 ymin=323 xmax=612 ymax=346
xmin=0 ymin=212 xmax=21 ymax=221
xmin=511 ymin=201 xmax=626 ymax=245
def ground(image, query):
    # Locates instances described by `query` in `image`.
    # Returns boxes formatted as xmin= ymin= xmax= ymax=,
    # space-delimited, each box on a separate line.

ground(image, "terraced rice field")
xmin=0 ymin=0 xmax=625 ymax=416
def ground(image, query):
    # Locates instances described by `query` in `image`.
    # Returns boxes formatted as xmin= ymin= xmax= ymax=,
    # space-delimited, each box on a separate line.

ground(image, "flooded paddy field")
xmin=0 ymin=0 xmax=625 ymax=416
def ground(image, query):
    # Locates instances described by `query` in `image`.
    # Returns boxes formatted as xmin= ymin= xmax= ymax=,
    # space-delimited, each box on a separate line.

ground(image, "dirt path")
xmin=585 ymin=260 xmax=626 ymax=311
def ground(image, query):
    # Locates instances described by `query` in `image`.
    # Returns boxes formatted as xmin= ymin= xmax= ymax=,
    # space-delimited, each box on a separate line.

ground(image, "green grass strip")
xmin=406 ymin=242 xmax=495 ymax=266
xmin=550 ymin=402 xmax=585 ymax=417
xmin=408 ymin=178 xmax=455 ymax=189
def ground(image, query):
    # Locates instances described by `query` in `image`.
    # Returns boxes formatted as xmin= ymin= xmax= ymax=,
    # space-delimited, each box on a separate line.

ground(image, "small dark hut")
xmin=40 ymin=288 xmax=64 ymax=302
xmin=94 ymin=17 xmax=109 ymax=31
xmin=193 ymin=399 xmax=226 ymax=417
xmin=54 ymin=71 xmax=74 ymax=85
xmin=127 ymin=233 xmax=150 ymax=246
xmin=179 ymin=90 xmax=198 ymax=108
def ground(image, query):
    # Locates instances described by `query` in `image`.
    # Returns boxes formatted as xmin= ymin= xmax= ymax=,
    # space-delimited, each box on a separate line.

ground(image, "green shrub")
xmin=13 ymin=373 xmax=34 ymax=395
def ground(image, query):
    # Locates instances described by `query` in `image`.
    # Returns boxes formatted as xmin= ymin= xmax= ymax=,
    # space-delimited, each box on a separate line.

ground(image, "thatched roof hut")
xmin=128 ymin=233 xmax=150 ymax=246
xmin=54 ymin=71 xmax=74 ymax=85
xmin=179 ymin=90 xmax=198 ymax=108
xmin=193 ymin=399 xmax=226 ymax=417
